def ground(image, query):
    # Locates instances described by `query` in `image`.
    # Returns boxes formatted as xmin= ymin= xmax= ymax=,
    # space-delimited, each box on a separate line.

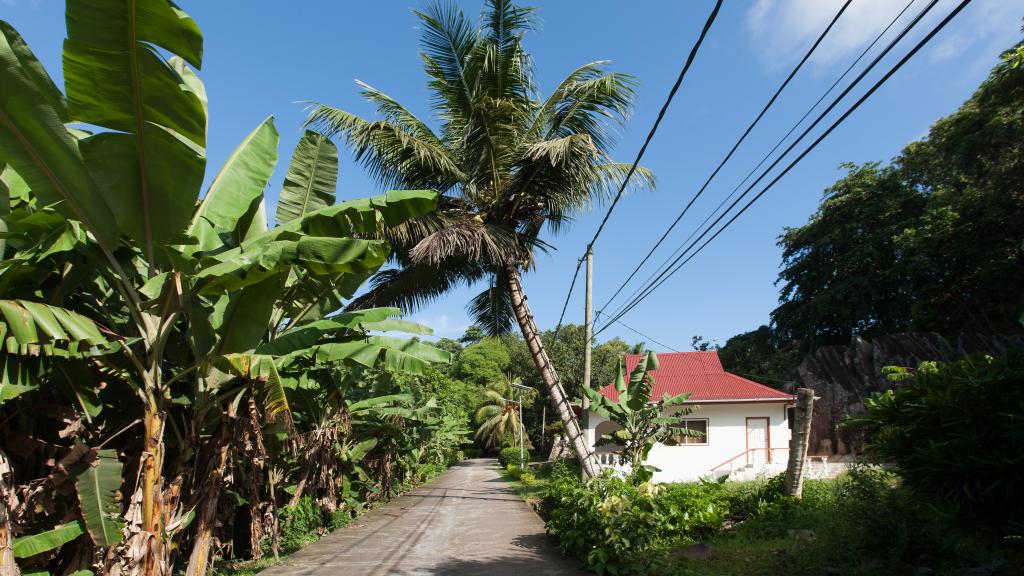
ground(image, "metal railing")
xmin=709 ymin=447 xmax=790 ymax=474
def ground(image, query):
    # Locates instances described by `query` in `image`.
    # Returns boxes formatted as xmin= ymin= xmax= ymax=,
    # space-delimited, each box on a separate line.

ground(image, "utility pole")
xmin=581 ymin=248 xmax=594 ymax=416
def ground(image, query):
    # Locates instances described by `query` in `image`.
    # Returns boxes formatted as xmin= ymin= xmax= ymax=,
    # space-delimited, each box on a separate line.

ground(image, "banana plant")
xmin=0 ymin=4 xmax=444 ymax=575
xmin=582 ymin=352 xmax=697 ymax=484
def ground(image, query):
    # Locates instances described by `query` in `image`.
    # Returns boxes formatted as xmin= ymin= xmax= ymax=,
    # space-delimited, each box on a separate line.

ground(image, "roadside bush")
xmin=540 ymin=472 xmax=729 ymax=575
xmin=277 ymin=496 xmax=325 ymax=554
xmin=851 ymin=352 xmax=1024 ymax=537
xmin=519 ymin=471 xmax=536 ymax=485
xmin=499 ymin=446 xmax=524 ymax=467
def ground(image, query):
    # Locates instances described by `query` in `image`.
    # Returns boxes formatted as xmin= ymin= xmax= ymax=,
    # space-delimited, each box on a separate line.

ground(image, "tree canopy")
xmin=771 ymin=38 xmax=1024 ymax=346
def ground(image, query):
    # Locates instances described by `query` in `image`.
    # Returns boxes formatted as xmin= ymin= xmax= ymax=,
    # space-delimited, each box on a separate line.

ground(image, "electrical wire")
xmin=551 ymin=0 xmax=723 ymax=337
xmin=596 ymin=0 xmax=971 ymax=335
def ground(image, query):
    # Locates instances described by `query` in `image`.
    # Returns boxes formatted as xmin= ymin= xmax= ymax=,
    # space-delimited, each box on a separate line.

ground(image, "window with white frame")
xmin=672 ymin=419 xmax=708 ymax=445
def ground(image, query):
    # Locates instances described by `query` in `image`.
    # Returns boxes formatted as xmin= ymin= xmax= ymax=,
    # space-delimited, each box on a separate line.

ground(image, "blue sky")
xmin=5 ymin=0 xmax=1023 ymax=348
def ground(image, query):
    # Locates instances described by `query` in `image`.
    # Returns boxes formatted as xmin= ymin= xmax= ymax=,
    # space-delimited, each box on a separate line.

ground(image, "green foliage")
xmin=73 ymin=449 xmax=125 ymax=547
xmin=505 ymin=325 xmax=630 ymax=400
xmin=498 ymin=447 xmax=523 ymax=468
xmin=850 ymin=353 xmax=1024 ymax=536
xmin=453 ymin=337 xmax=510 ymax=386
xmin=276 ymin=496 xmax=324 ymax=554
xmin=307 ymin=0 xmax=651 ymax=340
xmin=12 ymin=521 xmax=85 ymax=559
xmin=717 ymin=326 xmax=801 ymax=388
xmin=540 ymin=472 xmax=729 ymax=575
xmin=773 ymin=41 xmax=1024 ymax=343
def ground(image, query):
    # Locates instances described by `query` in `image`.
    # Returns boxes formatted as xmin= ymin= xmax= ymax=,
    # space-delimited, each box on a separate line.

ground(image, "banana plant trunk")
xmin=0 ymin=451 xmax=19 ymax=576
xmin=185 ymin=403 xmax=236 ymax=576
xmin=504 ymin=263 xmax=597 ymax=479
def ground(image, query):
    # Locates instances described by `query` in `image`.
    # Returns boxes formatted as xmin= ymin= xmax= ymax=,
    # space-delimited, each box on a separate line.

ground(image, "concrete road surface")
xmin=259 ymin=458 xmax=588 ymax=576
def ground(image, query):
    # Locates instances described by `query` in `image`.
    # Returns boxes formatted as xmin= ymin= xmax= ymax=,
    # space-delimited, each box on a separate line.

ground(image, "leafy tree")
xmin=506 ymin=325 xmax=630 ymax=400
xmin=0 ymin=5 xmax=458 ymax=575
xmin=772 ymin=38 xmax=1024 ymax=343
xmin=458 ymin=325 xmax=486 ymax=345
xmin=305 ymin=0 xmax=652 ymax=477
xmin=454 ymin=337 xmax=511 ymax=386
xmin=690 ymin=335 xmax=718 ymax=351
xmin=717 ymin=326 xmax=802 ymax=388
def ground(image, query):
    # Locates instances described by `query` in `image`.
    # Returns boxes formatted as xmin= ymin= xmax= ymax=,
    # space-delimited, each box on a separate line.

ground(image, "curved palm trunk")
xmin=504 ymin=264 xmax=597 ymax=479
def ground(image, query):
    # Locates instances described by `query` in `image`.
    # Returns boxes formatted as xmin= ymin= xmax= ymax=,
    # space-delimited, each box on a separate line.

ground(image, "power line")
xmin=600 ymin=0 xmax=853 ymax=313
xmin=551 ymin=0 xmax=723 ymax=337
xmin=597 ymin=0 xmax=971 ymax=335
xmin=598 ymin=0 xmax=943 ymax=331
xmin=600 ymin=0 xmax=919 ymax=322
xmin=594 ymin=310 xmax=680 ymax=353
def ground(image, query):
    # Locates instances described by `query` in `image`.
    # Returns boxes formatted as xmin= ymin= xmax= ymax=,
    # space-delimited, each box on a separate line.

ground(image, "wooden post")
xmin=581 ymin=248 xmax=593 ymax=414
xmin=783 ymin=388 xmax=815 ymax=498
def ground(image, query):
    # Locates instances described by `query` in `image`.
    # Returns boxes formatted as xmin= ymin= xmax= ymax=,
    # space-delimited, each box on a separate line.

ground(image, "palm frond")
xmin=414 ymin=2 xmax=479 ymax=125
xmin=305 ymin=103 xmax=463 ymax=191
xmin=466 ymin=271 xmax=514 ymax=337
xmin=409 ymin=218 xmax=522 ymax=267
xmin=344 ymin=259 xmax=486 ymax=315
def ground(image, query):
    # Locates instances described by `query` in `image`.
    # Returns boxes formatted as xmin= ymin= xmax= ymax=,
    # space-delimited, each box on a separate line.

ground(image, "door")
xmin=746 ymin=417 xmax=770 ymax=465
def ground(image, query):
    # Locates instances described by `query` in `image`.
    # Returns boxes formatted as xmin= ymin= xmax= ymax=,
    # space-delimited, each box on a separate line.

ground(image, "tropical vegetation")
xmin=0 ymin=3 xmax=465 ymax=575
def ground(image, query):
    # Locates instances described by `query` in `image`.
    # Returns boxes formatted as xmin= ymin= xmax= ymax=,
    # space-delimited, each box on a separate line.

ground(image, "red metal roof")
xmin=597 ymin=351 xmax=793 ymax=403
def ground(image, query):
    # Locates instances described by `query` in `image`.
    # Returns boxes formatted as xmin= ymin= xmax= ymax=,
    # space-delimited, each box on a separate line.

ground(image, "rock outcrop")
xmin=788 ymin=332 xmax=1024 ymax=455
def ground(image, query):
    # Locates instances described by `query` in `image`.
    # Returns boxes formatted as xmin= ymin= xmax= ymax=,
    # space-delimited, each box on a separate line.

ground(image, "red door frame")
xmin=745 ymin=417 xmax=772 ymax=464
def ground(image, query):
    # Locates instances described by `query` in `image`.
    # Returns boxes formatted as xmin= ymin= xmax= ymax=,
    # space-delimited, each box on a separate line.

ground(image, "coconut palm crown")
xmin=306 ymin=0 xmax=652 ymax=335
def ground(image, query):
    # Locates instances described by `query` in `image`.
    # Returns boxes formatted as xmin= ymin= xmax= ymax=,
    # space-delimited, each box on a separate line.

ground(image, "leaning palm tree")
xmin=305 ymin=0 xmax=652 ymax=477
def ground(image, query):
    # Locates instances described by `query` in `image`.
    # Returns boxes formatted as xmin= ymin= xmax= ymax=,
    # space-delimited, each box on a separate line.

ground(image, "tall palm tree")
xmin=305 ymin=0 xmax=652 ymax=477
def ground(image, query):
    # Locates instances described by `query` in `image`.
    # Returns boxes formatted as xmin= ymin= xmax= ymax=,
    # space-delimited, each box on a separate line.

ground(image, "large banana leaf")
xmin=289 ymin=335 xmax=451 ymax=375
xmin=188 ymin=117 xmax=278 ymax=254
xmin=0 ymin=22 xmax=119 ymax=250
xmin=12 ymin=521 xmax=84 ymax=558
xmin=256 ymin=307 xmax=418 ymax=356
xmin=276 ymin=130 xmax=337 ymax=224
xmin=0 ymin=300 xmax=110 ymax=354
xmin=64 ymin=0 xmax=207 ymax=255
xmin=209 ymin=273 xmax=285 ymax=354
xmin=74 ymin=448 xmax=125 ymax=547
xmin=193 ymin=190 xmax=437 ymax=294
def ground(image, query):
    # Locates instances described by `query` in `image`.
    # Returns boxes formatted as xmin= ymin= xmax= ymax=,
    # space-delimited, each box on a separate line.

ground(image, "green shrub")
xmin=506 ymin=464 xmax=523 ymax=479
xmin=499 ymin=446 xmax=524 ymax=467
xmin=851 ymin=352 xmax=1024 ymax=536
xmin=541 ymin=473 xmax=729 ymax=575
xmin=277 ymin=496 xmax=325 ymax=554
xmin=519 ymin=471 xmax=536 ymax=485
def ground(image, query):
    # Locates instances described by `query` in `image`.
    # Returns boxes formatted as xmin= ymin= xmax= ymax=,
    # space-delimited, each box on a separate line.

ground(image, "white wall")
xmin=585 ymin=402 xmax=792 ymax=483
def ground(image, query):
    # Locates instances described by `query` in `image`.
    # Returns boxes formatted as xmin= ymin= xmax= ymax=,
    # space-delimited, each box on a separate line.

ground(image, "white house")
xmin=584 ymin=351 xmax=796 ymax=483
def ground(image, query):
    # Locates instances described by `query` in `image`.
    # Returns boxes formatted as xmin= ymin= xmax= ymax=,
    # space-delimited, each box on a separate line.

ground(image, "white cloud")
xmin=407 ymin=313 xmax=470 ymax=340
xmin=747 ymin=0 xmax=1024 ymax=70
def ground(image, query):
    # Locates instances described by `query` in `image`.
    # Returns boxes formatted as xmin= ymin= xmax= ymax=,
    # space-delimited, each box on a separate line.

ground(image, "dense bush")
xmin=540 ymin=472 xmax=729 ymax=575
xmin=499 ymin=446 xmax=525 ymax=467
xmin=852 ymin=352 xmax=1024 ymax=536
xmin=682 ymin=467 xmax=1002 ymax=576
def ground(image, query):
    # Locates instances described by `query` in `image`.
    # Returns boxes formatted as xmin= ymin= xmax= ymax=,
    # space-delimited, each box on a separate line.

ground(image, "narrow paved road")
xmin=260 ymin=458 xmax=587 ymax=576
